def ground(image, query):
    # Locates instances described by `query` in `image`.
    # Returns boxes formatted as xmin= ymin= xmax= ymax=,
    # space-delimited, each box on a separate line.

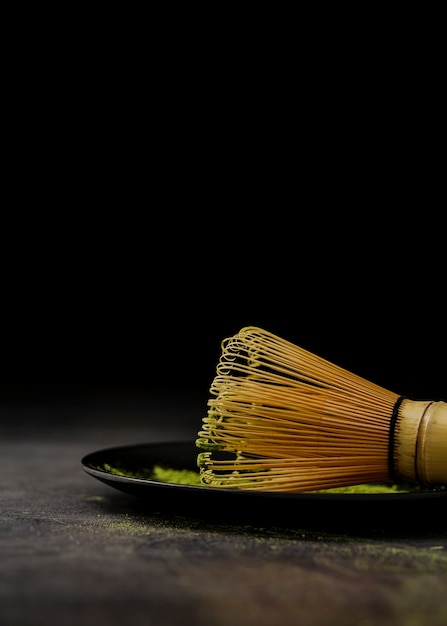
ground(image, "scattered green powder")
xmin=152 ymin=466 xmax=203 ymax=486
xmin=102 ymin=463 xmax=202 ymax=486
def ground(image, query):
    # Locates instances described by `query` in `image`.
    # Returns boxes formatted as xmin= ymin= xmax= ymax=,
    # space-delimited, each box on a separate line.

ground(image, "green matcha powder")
xmin=100 ymin=463 xmax=434 ymax=494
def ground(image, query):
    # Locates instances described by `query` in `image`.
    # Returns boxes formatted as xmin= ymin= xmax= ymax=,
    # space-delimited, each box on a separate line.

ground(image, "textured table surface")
xmin=1 ymin=388 xmax=447 ymax=626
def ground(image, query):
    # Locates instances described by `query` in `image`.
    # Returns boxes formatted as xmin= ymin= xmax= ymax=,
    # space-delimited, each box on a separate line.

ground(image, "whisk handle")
xmin=397 ymin=400 xmax=447 ymax=485
xmin=416 ymin=400 xmax=447 ymax=485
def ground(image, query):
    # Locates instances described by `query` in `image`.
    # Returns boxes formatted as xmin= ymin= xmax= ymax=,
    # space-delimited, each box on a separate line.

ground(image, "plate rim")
xmin=81 ymin=440 xmax=447 ymax=502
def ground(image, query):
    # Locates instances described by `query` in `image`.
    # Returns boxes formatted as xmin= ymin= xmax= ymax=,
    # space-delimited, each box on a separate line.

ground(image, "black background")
xmin=1 ymin=35 xmax=445 ymax=409
xmin=1 ymin=204 xmax=445 ymax=407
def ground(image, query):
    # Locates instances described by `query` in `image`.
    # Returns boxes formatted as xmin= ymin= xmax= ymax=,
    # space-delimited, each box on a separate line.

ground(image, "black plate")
xmin=82 ymin=441 xmax=447 ymax=533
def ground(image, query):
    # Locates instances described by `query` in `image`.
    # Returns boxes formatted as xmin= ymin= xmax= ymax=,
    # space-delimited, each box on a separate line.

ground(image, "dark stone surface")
xmin=1 ymin=389 xmax=447 ymax=626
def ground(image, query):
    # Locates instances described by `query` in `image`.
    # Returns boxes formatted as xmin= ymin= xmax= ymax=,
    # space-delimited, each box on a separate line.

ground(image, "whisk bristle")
xmin=196 ymin=326 xmax=447 ymax=492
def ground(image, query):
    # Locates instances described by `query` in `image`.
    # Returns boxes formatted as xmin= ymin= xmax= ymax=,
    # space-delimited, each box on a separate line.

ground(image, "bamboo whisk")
xmin=196 ymin=327 xmax=447 ymax=492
